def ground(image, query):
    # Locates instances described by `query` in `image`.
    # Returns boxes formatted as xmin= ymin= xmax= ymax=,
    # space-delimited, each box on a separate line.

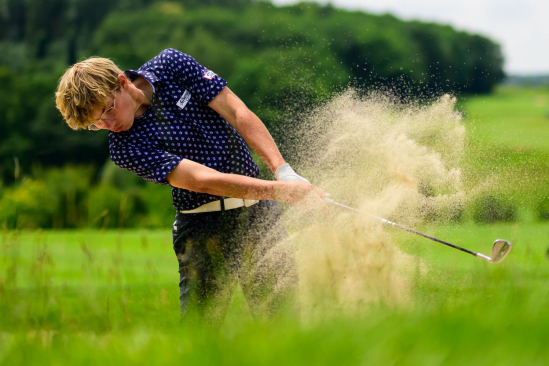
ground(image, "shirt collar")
xmin=124 ymin=69 xmax=158 ymax=93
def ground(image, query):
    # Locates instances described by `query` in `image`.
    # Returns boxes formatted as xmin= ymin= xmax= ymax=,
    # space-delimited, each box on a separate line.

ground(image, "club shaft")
xmin=327 ymin=200 xmax=478 ymax=257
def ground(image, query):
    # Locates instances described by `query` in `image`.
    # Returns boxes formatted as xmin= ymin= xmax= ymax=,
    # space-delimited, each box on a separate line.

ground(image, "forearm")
xmin=232 ymin=107 xmax=285 ymax=173
xmin=166 ymin=159 xmax=284 ymax=201
xmin=166 ymin=159 xmax=328 ymax=209
xmin=191 ymin=172 xmax=280 ymax=200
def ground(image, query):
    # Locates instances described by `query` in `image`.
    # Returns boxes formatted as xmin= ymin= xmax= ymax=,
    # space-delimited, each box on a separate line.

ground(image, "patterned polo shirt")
xmin=108 ymin=48 xmax=259 ymax=210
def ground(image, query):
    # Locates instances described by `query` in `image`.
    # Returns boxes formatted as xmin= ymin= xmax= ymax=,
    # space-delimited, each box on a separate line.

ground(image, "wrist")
xmin=275 ymin=163 xmax=310 ymax=183
xmin=271 ymin=161 xmax=287 ymax=175
xmin=274 ymin=163 xmax=289 ymax=179
xmin=270 ymin=181 xmax=290 ymax=203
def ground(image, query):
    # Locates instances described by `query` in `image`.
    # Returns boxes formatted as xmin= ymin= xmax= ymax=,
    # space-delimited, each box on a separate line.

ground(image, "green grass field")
xmin=1 ymin=224 xmax=548 ymax=365
xmin=460 ymin=87 xmax=549 ymax=152
xmin=2 ymin=87 xmax=549 ymax=364
xmin=460 ymin=87 xmax=549 ymax=209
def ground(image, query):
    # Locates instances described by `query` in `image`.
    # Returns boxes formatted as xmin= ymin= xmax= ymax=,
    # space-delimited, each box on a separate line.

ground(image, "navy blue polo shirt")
xmin=109 ymin=48 xmax=259 ymax=210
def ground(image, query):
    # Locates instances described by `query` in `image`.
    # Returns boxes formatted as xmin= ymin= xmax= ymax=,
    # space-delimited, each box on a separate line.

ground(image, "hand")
xmin=275 ymin=163 xmax=310 ymax=183
xmin=277 ymin=181 xmax=330 ymax=211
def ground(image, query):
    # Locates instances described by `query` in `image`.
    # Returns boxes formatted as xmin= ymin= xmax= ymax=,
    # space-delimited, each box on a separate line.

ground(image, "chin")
xmin=116 ymin=122 xmax=132 ymax=132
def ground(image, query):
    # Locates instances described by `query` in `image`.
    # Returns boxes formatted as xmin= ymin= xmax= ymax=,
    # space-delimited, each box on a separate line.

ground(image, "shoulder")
xmin=133 ymin=49 xmax=193 ymax=82
xmin=154 ymin=48 xmax=195 ymax=66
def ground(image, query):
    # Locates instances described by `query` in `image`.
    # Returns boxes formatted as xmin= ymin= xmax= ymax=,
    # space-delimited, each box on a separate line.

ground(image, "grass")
xmin=459 ymin=87 xmax=549 ymax=210
xmin=459 ymin=87 xmax=549 ymax=151
xmin=1 ymin=224 xmax=548 ymax=365
xmin=2 ymin=86 xmax=549 ymax=364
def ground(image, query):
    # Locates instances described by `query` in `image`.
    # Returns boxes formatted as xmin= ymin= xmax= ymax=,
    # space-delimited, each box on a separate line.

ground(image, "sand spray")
xmin=275 ymin=89 xmax=467 ymax=320
xmin=218 ymin=88 xmax=468 ymax=323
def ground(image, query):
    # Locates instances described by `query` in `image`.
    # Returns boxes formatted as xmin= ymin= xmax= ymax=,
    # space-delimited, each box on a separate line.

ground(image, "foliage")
xmin=99 ymin=160 xmax=145 ymax=192
xmin=87 ymin=183 xmax=137 ymax=228
xmin=472 ymin=194 xmax=517 ymax=224
xmin=535 ymin=196 xmax=549 ymax=221
xmin=0 ymin=64 xmax=108 ymax=184
xmin=137 ymin=183 xmax=175 ymax=227
xmin=0 ymin=165 xmax=94 ymax=228
xmin=0 ymin=164 xmax=175 ymax=229
xmin=0 ymin=178 xmax=52 ymax=228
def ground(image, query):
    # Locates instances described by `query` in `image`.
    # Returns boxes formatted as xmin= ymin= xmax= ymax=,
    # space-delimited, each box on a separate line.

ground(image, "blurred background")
xmin=0 ymin=0 xmax=547 ymax=229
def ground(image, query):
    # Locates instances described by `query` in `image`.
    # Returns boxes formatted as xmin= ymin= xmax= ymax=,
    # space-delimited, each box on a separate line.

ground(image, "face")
xmin=89 ymin=82 xmax=135 ymax=132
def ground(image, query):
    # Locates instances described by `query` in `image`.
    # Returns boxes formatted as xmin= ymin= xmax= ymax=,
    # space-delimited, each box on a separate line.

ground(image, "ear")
xmin=117 ymin=73 xmax=129 ymax=89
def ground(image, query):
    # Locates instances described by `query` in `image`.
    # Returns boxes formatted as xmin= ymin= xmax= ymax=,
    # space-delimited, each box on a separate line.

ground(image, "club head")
xmin=490 ymin=239 xmax=512 ymax=263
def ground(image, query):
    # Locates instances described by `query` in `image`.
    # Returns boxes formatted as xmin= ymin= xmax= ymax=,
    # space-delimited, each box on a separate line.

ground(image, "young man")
xmin=56 ymin=48 xmax=327 ymax=322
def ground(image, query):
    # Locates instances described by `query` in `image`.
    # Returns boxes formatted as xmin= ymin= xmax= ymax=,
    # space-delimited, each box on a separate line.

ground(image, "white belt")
xmin=179 ymin=198 xmax=259 ymax=214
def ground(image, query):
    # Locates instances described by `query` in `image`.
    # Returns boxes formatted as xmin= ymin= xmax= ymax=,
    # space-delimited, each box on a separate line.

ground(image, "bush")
xmin=0 ymin=178 xmax=53 ymax=229
xmin=0 ymin=166 xmax=96 ymax=229
xmin=87 ymin=183 xmax=141 ymax=229
xmin=98 ymin=161 xmax=173 ymax=228
xmin=137 ymin=183 xmax=175 ymax=228
xmin=472 ymin=194 xmax=517 ymax=224
xmin=0 ymin=163 xmax=177 ymax=229
xmin=421 ymin=196 xmax=465 ymax=224
xmin=99 ymin=160 xmax=144 ymax=191
xmin=535 ymin=196 xmax=549 ymax=221
xmin=40 ymin=165 xmax=95 ymax=228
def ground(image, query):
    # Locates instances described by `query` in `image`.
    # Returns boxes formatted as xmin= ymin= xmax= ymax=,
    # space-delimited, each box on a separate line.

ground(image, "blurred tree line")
xmin=0 ymin=0 xmax=505 ymax=228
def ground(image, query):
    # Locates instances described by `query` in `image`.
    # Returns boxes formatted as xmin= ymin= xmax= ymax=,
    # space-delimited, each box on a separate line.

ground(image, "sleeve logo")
xmin=203 ymin=70 xmax=217 ymax=80
xmin=176 ymin=90 xmax=191 ymax=109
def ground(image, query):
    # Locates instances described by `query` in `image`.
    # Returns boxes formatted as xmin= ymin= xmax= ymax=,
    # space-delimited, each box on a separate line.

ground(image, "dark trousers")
xmin=172 ymin=200 xmax=299 ymax=323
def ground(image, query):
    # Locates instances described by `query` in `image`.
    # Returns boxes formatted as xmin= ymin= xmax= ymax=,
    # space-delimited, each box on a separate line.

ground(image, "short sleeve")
xmin=159 ymin=48 xmax=228 ymax=105
xmin=109 ymin=135 xmax=183 ymax=185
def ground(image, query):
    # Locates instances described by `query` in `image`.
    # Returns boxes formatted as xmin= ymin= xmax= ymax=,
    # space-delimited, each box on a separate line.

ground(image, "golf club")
xmin=325 ymin=198 xmax=512 ymax=264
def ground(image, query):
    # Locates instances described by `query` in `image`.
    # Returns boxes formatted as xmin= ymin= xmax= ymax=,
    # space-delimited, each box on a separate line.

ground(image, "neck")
xmin=132 ymin=76 xmax=153 ymax=118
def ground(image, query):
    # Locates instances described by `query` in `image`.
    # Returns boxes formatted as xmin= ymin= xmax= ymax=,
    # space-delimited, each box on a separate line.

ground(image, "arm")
xmin=166 ymin=159 xmax=326 ymax=208
xmin=162 ymin=51 xmax=298 ymax=178
xmin=208 ymin=86 xmax=285 ymax=174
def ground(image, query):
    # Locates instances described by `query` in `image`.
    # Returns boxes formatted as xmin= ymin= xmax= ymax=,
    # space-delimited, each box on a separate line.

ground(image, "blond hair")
xmin=55 ymin=57 xmax=123 ymax=130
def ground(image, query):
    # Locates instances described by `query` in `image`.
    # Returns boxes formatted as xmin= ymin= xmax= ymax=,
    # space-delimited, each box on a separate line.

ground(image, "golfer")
xmin=55 ymin=48 xmax=327 ymax=323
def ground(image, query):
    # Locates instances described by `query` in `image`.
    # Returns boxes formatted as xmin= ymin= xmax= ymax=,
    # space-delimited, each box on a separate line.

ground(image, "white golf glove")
xmin=275 ymin=163 xmax=310 ymax=183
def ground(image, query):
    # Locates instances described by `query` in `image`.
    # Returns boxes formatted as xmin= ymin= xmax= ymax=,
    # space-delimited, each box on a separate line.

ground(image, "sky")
xmin=271 ymin=0 xmax=549 ymax=75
